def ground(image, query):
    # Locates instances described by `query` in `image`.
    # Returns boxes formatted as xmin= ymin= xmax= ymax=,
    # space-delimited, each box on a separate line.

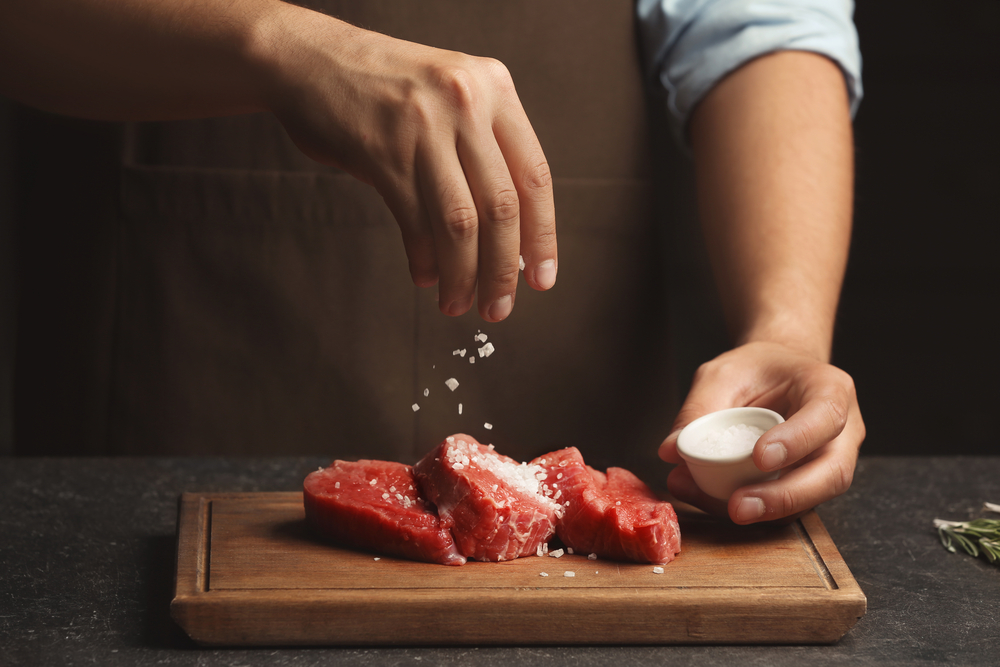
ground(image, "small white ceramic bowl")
xmin=676 ymin=407 xmax=785 ymax=500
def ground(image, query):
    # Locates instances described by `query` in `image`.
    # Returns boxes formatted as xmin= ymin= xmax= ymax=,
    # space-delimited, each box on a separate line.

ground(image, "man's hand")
xmin=674 ymin=51 xmax=863 ymax=522
xmin=0 ymin=0 xmax=558 ymax=322
xmin=659 ymin=342 xmax=864 ymax=524
xmin=262 ymin=11 xmax=557 ymax=321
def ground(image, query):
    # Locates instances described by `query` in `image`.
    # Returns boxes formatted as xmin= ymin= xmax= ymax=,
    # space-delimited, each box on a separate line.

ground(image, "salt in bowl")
xmin=676 ymin=407 xmax=785 ymax=500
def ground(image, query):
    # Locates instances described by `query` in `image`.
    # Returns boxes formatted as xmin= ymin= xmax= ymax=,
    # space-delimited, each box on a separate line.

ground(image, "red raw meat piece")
xmin=531 ymin=447 xmax=681 ymax=564
xmin=304 ymin=459 xmax=466 ymax=566
xmin=413 ymin=434 xmax=561 ymax=562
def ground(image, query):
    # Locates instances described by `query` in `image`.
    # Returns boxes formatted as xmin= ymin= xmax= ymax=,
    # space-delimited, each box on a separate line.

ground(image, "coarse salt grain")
xmin=458 ymin=403 xmax=463 ymax=415
xmin=478 ymin=342 xmax=496 ymax=358
xmin=653 ymin=566 xmax=664 ymax=574
xmin=374 ymin=557 xmax=380 ymax=561
xmin=550 ymin=549 xmax=565 ymax=558
xmin=369 ymin=479 xmax=377 ymax=486
xmin=567 ymin=548 xmax=574 ymax=554
xmin=469 ymin=356 xmax=475 ymax=364
xmin=588 ymin=553 xmax=597 ymax=560
xmin=334 ymin=482 xmax=340 ymax=489
xmin=540 ymin=572 xmax=548 ymax=577
xmin=692 ymin=423 xmax=765 ymax=458
xmin=423 ymin=388 xmax=429 ymax=397
xmin=564 ymin=571 xmax=575 ymax=578
xmin=519 ymin=255 xmax=525 ymax=271
xmin=475 ymin=333 xmax=488 ymax=343
xmin=484 ymin=423 xmax=493 ymax=430
xmin=445 ymin=378 xmax=459 ymax=391
xmin=382 ymin=492 xmax=389 ymax=499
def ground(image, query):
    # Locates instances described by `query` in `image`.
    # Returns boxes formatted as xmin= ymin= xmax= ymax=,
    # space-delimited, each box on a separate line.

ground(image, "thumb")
xmin=659 ymin=366 xmax=743 ymax=463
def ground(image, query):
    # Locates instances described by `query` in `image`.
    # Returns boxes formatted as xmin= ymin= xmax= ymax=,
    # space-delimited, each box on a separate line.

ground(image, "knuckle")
xmin=483 ymin=188 xmax=520 ymax=226
xmin=440 ymin=202 xmax=479 ymax=240
xmin=777 ymin=487 xmax=799 ymax=518
xmin=520 ymin=160 xmax=553 ymax=197
xmin=484 ymin=265 xmax=521 ymax=293
xmin=480 ymin=57 xmax=513 ymax=89
xmin=827 ymin=458 xmax=855 ymax=497
xmin=821 ymin=395 xmax=849 ymax=435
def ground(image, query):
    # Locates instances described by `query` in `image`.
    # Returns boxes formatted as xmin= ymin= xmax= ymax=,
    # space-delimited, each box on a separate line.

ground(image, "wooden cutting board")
xmin=171 ymin=492 xmax=866 ymax=646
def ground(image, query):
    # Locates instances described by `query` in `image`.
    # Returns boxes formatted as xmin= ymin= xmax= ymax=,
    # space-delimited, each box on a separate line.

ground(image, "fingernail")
xmin=761 ymin=443 xmax=787 ymax=471
xmin=444 ymin=298 xmax=470 ymax=317
xmin=534 ymin=260 xmax=557 ymax=290
xmin=736 ymin=497 xmax=765 ymax=522
xmin=488 ymin=294 xmax=513 ymax=321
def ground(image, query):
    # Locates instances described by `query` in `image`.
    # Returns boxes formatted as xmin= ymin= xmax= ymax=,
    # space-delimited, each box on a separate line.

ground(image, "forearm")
xmin=0 ymin=0 xmax=319 ymax=121
xmin=689 ymin=50 xmax=854 ymax=363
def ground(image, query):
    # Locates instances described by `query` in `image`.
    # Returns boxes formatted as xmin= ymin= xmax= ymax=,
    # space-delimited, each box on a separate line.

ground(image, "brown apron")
xmin=50 ymin=0 xmax=676 ymax=469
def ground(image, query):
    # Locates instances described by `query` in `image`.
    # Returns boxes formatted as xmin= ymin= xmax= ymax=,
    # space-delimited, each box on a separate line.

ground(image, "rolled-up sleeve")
xmin=637 ymin=0 xmax=863 ymax=139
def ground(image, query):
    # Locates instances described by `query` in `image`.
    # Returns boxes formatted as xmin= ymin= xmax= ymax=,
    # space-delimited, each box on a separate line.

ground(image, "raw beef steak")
xmin=414 ymin=434 xmax=562 ymax=562
xmin=532 ymin=447 xmax=681 ymax=564
xmin=304 ymin=459 xmax=466 ymax=566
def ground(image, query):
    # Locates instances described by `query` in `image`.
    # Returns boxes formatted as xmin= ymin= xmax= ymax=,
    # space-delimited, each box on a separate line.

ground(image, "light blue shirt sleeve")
xmin=636 ymin=0 xmax=863 ymax=140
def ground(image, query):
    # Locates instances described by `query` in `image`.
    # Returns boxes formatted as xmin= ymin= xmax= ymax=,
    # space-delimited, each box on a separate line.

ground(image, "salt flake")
xmin=564 ymin=571 xmax=575 ymax=578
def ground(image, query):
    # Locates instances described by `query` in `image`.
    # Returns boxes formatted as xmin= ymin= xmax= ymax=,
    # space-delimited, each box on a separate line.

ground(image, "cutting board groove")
xmin=172 ymin=492 xmax=865 ymax=646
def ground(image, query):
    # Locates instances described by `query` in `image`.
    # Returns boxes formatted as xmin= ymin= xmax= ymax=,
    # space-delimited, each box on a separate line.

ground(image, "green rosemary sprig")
xmin=935 ymin=503 xmax=1000 ymax=565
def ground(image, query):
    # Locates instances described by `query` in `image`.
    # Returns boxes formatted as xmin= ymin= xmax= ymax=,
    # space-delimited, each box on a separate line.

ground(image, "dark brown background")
xmin=1 ymin=0 xmax=997 ymax=457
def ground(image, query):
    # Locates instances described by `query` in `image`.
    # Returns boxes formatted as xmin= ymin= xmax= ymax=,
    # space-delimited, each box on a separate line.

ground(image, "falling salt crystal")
xmin=445 ymin=378 xmax=459 ymax=391
xmin=411 ymin=403 xmax=420 ymax=412
xmin=540 ymin=572 xmax=548 ymax=577
xmin=469 ymin=356 xmax=475 ymax=364
xmin=423 ymin=388 xmax=429 ymax=397
xmin=564 ymin=571 xmax=575 ymax=578
xmin=475 ymin=333 xmax=488 ymax=343
xmin=653 ymin=566 xmax=664 ymax=574
xmin=519 ymin=255 xmax=525 ymax=271
xmin=452 ymin=349 xmax=460 ymax=356
xmin=587 ymin=553 xmax=597 ymax=560
xmin=478 ymin=342 xmax=495 ymax=358
xmin=458 ymin=403 xmax=463 ymax=415
xmin=484 ymin=423 xmax=493 ymax=430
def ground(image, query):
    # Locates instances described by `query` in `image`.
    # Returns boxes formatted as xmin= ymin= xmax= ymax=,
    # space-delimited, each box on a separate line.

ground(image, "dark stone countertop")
xmin=2 ymin=455 xmax=998 ymax=666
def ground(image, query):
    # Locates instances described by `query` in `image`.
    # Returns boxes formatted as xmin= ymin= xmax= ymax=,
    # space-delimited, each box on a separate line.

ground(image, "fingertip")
xmin=658 ymin=431 xmax=681 ymax=463
xmin=441 ymin=296 xmax=473 ymax=317
xmin=482 ymin=293 xmax=514 ymax=322
xmin=730 ymin=495 xmax=766 ymax=524
xmin=531 ymin=259 xmax=557 ymax=291
xmin=413 ymin=273 xmax=439 ymax=289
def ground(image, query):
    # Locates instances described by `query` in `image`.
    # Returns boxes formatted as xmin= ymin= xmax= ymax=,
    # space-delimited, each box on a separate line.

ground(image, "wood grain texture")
xmin=171 ymin=492 xmax=866 ymax=646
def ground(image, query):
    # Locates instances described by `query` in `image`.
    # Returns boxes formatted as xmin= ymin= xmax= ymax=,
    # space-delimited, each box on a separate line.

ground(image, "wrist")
xmin=737 ymin=314 xmax=833 ymax=363
xmin=242 ymin=2 xmax=355 ymax=116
